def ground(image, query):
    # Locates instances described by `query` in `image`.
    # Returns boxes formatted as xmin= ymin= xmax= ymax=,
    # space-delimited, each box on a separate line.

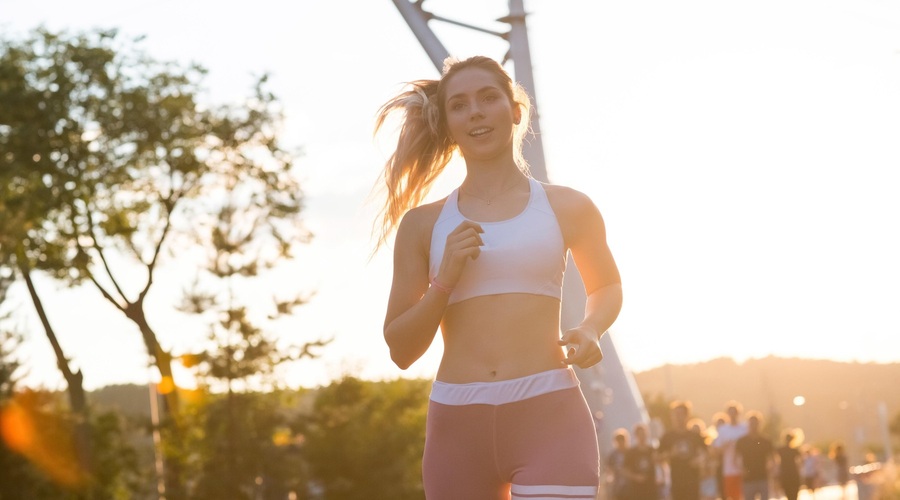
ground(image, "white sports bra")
xmin=429 ymin=177 xmax=567 ymax=305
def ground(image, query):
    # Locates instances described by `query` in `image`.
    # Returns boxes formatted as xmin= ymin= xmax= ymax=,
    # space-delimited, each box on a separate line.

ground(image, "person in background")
xmin=713 ymin=401 xmax=749 ymax=499
xmin=776 ymin=429 xmax=803 ymax=500
xmin=734 ymin=410 xmax=774 ymax=500
xmin=659 ymin=400 xmax=707 ymax=500
xmin=623 ymin=423 xmax=659 ymax=499
xmin=710 ymin=411 xmax=729 ymax=500
xmin=829 ymin=442 xmax=849 ymax=500
xmin=687 ymin=417 xmax=719 ymax=500
xmin=374 ymin=55 xmax=623 ymax=500
xmin=802 ymin=445 xmax=822 ymax=498
xmin=607 ymin=428 xmax=630 ymax=500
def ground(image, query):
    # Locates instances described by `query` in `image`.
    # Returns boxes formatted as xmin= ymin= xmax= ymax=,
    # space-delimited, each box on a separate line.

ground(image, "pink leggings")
xmin=423 ymin=368 xmax=600 ymax=500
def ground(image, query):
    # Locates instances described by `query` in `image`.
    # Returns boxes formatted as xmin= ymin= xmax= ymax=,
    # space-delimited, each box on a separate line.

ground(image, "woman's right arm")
xmin=383 ymin=209 xmax=447 ymax=369
xmin=383 ymin=210 xmax=482 ymax=369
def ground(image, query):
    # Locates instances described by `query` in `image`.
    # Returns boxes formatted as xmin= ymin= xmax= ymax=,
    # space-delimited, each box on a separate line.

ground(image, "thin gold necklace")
xmin=461 ymin=179 xmax=523 ymax=205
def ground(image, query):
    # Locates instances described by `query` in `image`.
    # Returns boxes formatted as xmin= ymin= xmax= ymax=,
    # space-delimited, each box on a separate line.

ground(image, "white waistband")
xmin=430 ymin=367 xmax=579 ymax=406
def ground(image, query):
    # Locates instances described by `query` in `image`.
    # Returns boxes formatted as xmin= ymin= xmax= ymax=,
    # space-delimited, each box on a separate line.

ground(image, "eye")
xmin=483 ymin=93 xmax=498 ymax=103
xmin=449 ymin=101 xmax=466 ymax=111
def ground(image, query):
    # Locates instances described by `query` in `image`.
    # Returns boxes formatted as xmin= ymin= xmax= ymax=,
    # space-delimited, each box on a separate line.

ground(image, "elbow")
xmin=388 ymin=342 xmax=416 ymax=370
xmin=390 ymin=350 xmax=413 ymax=371
xmin=384 ymin=326 xmax=413 ymax=370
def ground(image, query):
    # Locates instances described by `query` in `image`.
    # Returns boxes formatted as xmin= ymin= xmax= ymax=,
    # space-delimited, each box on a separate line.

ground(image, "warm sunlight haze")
xmin=2 ymin=0 xmax=898 ymax=391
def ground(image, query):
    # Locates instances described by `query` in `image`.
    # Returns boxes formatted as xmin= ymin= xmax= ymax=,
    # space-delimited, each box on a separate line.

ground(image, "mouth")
xmin=468 ymin=127 xmax=493 ymax=137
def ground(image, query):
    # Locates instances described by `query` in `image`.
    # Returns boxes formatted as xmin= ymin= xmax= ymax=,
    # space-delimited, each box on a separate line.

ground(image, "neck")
xmin=462 ymin=147 xmax=519 ymax=178
xmin=461 ymin=161 xmax=525 ymax=192
xmin=459 ymin=170 xmax=527 ymax=206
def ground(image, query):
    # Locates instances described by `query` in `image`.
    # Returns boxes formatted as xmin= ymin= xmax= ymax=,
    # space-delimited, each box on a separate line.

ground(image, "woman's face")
xmin=442 ymin=67 xmax=521 ymax=163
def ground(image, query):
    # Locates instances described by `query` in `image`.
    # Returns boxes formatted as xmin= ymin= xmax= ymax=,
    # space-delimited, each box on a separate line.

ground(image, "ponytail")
xmin=372 ymin=79 xmax=456 ymax=250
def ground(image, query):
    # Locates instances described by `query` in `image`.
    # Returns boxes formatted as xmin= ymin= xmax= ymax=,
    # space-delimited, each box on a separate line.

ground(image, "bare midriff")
xmin=436 ymin=293 xmax=568 ymax=383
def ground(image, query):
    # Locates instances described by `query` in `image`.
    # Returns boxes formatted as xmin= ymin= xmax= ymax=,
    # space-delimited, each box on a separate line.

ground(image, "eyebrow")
xmin=445 ymin=85 xmax=501 ymax=103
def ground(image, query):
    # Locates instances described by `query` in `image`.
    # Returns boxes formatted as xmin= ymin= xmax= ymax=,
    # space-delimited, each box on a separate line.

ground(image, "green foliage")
xmin=1 ymin=27 xmax=308 ymax=285
xmin=87 ymin=410 xmax=153 ymax=499
xmin=171 ymin=389 xmax=305 ymax=500
xmin=0 ymin=327 xmax=22 ymax=400
xmin=0 ymin=396 xmax=149 ymax=499
xmin=174 ymin=161 xmax=325 ymax=394
xmin=0 ymin=24 xmax=308 ymax=338
xmin=0 ymin=327 xmax=148 ymax=499
xmin=300 ymin=377 xmax=430 ymax=500
xmin=0 ymin=331 xmax=60 ymax=499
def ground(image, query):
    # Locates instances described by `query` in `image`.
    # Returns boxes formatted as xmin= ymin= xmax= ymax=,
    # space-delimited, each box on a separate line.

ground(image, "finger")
xmin=451 ymin=220 xmax=483 ymax=236
xmin=446 ymin=233 xmax=479 ymax=250
xmin=580 ymin=350 xmax=604 ymax=368
xmin=447 ymin=231 xmax=483 ymax=250
xmin=563 ymin=343 xmax=579 ymax=363
xmin=568 ymin=344 xmax=602 ymax=366
xmin=462 ymin=234 xmax=483 ymax=248
xmin=456 ymin=246 xmax=480 ymax=261
xmin=447 ymin=238 xmax=483 ymax=259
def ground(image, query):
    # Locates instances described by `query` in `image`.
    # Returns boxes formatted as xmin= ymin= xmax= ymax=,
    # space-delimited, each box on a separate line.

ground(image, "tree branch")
xmin=140 ymin=199 xmax=175 ymax=304
xmin=71 ymin=208 xmax=128 ymax=312
xmin=79 ymin=207 xmax=129 ymax=304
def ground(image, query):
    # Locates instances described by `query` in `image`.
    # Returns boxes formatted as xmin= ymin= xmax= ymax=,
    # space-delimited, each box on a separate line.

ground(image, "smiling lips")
xmin=469 ymin=127 xmax=493 ymax=137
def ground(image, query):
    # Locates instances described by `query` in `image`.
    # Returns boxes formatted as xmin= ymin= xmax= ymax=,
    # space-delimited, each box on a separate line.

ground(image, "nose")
xmin=469 ymin=100 xmax=484 ymax=120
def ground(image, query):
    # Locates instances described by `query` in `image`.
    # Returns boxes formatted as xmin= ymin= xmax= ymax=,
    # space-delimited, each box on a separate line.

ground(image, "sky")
xmin=1 ymin=0 xmax=899 ymax=391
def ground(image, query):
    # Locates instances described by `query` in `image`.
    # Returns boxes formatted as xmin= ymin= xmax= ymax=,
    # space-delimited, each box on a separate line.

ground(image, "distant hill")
xmin=632 ymin=356 xmax=900 ymax=463
xmin=89 ymin=384 xmax=152 ymax=420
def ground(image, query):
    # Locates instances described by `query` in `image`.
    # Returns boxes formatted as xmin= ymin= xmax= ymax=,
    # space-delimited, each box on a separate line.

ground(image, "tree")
xmin=85 ymin=409 xmax=151 ymax=500
xmin=173 ymin=194 xmax=327 ymax=498
xmin=180 ymin=390 xmax=307 ymax=500
xmin=0 ymin=327 xmax=58 ymax=499
xmin=0 ymin=33 xmax=94 ymax=486
xmin=0 ymin=328 xmax=85 ymax=498
xmin=0 ymin=315 xmax=146 ymax=498
xmin=1 ymin=28 xmax=309 ymax=498
xmin=300 ymin=377 xmax=430 ymax=500
xmin=176 ymin=188 xmax=325 ymax=397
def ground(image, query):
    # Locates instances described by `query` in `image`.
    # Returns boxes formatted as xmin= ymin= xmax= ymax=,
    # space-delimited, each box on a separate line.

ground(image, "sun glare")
xmin=0 ymin=392 xmax=89 ymax=489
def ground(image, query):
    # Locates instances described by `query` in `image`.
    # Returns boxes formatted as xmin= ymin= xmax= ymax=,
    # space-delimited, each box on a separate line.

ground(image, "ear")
xmin=513 ymin=106 xmax=522 ymax=125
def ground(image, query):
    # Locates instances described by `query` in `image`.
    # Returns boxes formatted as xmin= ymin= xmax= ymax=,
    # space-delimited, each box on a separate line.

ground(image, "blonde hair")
xmin=372 ymin=56 xmax=532 ymax=249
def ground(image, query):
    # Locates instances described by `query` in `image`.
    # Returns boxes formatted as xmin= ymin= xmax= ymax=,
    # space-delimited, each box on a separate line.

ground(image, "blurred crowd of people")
xmin=605 ymin=400 xmax=859 ymax=500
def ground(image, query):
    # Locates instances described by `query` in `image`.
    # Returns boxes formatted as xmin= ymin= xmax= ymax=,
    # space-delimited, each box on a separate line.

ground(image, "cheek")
xmin=445 ymin=114 xmax=467 ymax=139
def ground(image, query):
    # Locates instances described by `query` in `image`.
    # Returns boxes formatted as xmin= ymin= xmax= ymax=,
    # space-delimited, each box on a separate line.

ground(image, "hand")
xmin=558 ymin=326 xmax=603 ymax=368
xmin=436 ymin=220 xmax=483 ymax=287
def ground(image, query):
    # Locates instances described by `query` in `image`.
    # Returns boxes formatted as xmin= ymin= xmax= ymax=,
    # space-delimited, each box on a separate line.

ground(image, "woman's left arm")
xmin=549 ymin=185 xmax=623 ymax=368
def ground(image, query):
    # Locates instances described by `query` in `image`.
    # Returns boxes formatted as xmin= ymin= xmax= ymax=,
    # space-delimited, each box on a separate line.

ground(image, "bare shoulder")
xmin=394 ymin=197 xmax=447 ymax=252
xmin=397 ymin=197 xmax=445 ymax=231
xmin=542 ymin=182 xmax=608 ymax=249
xmin=542 ymin=183 xmax=600 ymax=220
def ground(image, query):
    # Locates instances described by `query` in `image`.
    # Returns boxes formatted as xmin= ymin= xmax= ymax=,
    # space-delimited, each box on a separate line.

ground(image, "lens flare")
xmin=157 ymin=375 xmax=177 ymax=395
xmin=0 ymin=391 xmax=90 ymax=490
